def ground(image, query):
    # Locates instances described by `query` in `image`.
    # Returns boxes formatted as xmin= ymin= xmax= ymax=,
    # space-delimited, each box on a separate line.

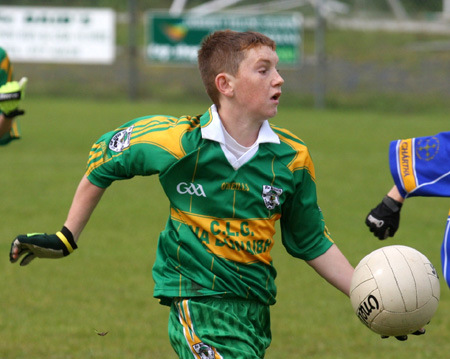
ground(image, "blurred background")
xmin=1 ymin=0 xmax=449 ymax=112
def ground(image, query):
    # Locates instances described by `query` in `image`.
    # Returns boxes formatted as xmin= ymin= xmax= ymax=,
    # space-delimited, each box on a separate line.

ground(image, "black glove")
xmin=10 ymin=226 xmax=77 ymax=266
xmin=365 ymin=195 xmax=403 ymax=239
xmin=381 ymin=328 xmax=426 ymax=341
xmin=3 ymin=108 xmax=25 ymax=118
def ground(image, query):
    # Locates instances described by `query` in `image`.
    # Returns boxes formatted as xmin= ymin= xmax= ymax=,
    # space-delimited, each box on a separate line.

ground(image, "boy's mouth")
xmin=271 ymin=92 xmax=281 ymax=101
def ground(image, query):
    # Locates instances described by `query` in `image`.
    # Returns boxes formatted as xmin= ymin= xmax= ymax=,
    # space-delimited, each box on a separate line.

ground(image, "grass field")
xmin=1 ymin=97 xmax=449 ymax=358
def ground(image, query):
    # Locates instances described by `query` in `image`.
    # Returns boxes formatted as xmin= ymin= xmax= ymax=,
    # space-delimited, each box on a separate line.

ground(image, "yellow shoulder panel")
xmin=275 ymin=128 xmax=316 ymax=180
xmin=131 ymin=116 xmax=198 ymax=159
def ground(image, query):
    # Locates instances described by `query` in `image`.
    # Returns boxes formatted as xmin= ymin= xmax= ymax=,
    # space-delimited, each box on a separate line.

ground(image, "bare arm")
xmin=63 ymin=175 xmax=106 ymax=242
xmin=307 ymin=244 xmax=354 ymax=297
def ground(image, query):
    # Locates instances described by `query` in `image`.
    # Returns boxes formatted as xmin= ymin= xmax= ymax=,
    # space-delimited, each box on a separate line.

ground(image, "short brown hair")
xmin=197 ymin=30 xmax=276 ymax=107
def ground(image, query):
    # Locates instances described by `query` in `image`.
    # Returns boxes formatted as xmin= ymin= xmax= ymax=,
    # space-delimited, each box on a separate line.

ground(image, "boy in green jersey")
xmin=10 ymin=30 xmax=354 ymax=358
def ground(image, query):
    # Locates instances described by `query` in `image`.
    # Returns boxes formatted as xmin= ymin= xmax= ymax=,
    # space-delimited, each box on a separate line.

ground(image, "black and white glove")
xmin=365 ymin=196 xmax=403 ymax=240
xmin=9 ymin=226 xmax=77 ymax=266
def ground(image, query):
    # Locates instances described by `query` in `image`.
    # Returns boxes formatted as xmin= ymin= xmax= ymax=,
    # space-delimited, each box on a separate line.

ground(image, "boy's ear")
xmin=215 ymin=73 xmax=234 ymax=98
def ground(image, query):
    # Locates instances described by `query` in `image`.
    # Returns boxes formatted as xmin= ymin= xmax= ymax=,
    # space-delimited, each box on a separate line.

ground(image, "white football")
xmin=350 ymin=245 xmax=440 ymax=337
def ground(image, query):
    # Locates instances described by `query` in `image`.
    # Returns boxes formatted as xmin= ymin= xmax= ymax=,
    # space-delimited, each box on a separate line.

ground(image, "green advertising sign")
xmin=146 ymin=12 xmax=302 ymax=66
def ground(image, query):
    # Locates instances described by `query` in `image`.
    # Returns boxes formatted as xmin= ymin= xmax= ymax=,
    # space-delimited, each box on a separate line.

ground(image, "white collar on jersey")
xmin=201 ymin=105 xmax=280 ymax=170
xmin=201 ymin=104 xmax=280 ymax=146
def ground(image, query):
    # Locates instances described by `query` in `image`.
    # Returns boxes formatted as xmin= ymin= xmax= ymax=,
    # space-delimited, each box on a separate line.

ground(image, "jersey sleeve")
xmin=279 ymin=147 xmax=334 ymax=261
xmin=389 ymin=131 xmax=450 ymax=198
xmin=85 ymin=116 xmax=186 ymax=188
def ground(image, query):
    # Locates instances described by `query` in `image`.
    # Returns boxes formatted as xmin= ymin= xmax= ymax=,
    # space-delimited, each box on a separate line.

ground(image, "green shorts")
xmin=168 ymin=296 xmax=272 ymax=359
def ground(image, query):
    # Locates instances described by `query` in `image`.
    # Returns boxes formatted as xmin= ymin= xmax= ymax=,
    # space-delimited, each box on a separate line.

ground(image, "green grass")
xmin=1 ymin=97 xmax=449 ymax=358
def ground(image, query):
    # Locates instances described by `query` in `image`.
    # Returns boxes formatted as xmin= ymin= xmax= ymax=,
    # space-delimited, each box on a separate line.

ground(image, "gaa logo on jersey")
xmin=262 ymin=185 xmax=283 ymax=210
xmin=109 ymin=125 xmax=134 ymax=152
xmin=416 ymin=136 xmax=439 ymax=161
xmin=192 ymin=342 xmax=215 ymax=359
xmin=176 ymin=182 xmax=207 ymax=197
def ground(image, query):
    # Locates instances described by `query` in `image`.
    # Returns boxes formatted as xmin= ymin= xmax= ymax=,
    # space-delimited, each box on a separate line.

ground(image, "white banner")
xmin=0 ymin=6 xmax=115 ymax=64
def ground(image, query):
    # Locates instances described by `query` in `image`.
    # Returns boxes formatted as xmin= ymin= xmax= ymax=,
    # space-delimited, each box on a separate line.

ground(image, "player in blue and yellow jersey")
xmin=10 ymin=31 xmax=354 ymax=358
xmin=366 ymin=132 xmax=450 ymax=288
xmin=0 ymin=47 xmax=27 ymax=145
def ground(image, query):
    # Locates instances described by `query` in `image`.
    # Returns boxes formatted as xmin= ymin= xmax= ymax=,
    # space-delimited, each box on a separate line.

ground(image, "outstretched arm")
xmin=63 ymin=175 xmax=106 ymax=242
xmin=10 ymin=175 xmax=106 ymax=265
xmin=307 ymin=244 xmax=354 ymax=297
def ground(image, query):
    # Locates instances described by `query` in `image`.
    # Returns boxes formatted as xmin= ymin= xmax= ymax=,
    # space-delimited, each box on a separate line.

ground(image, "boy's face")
xmin=231 ymin=45 xmax=284 ymax=122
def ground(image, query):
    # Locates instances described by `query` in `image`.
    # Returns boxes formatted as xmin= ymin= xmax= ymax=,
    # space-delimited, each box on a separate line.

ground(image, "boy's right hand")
xmin=10 ymin=226 xmax=77 ymax=266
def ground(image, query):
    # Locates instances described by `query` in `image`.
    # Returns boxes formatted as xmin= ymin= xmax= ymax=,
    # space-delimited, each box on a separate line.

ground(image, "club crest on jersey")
xmin=416 ymin=136 xmax=439 ymax=161
xmin=109 ymin=125 xmax=134 ymax=152
xmin=192 ymin=342 xmax=215 ymax=359
xmin=262 ymin=185 xmax=283 ymax=210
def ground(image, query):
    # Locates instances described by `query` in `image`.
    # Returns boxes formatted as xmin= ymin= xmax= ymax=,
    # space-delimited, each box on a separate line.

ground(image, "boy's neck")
xmin=217 ymin=106 xmax=264 ymax=147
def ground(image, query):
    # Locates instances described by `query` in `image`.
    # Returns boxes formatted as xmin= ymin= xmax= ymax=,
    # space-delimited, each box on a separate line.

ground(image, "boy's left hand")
xmin=9 ymin=227 xmax=77 ymax=266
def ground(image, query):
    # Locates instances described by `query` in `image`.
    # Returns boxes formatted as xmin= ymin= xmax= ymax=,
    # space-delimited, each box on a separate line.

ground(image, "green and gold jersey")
xmin=86 ymin=106 xmax=333 ymax=305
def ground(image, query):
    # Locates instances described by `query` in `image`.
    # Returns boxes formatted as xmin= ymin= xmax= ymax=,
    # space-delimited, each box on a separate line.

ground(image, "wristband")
xmin=382 ymin=195 xmax=403 ymax=213
xmin=56 ymin=226 xmax=78 ymax=255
